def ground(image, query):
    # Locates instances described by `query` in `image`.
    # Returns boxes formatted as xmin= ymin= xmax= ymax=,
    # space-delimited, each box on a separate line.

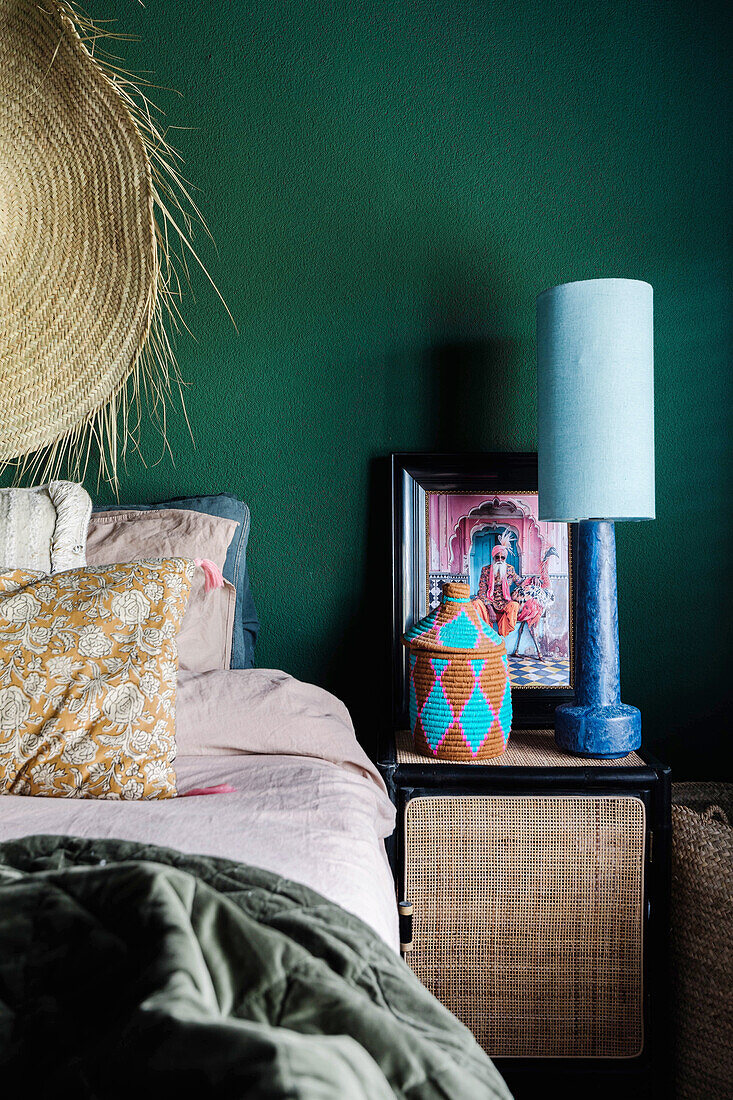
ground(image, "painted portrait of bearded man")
xmin=474 ymin=530 xmax=520 ymax=637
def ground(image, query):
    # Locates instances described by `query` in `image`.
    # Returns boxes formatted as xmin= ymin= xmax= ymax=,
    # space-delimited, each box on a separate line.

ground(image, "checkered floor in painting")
xmin=508 ymin=655 xmax=570 ymax=687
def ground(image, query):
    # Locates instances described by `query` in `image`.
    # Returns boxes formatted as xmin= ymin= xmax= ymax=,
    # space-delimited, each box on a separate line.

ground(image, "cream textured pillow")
xmin=0 ymin=558 xmax=193 ymax=799
xmin=86 ymin=509 xmax=238 ymax=671
xmin=0 ymin=482 xmax=92 ymax=573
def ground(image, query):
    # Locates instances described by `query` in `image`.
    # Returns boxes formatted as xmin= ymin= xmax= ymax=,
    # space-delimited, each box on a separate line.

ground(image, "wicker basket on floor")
xmin=672 ymin=782 xmax=733 ymax=1100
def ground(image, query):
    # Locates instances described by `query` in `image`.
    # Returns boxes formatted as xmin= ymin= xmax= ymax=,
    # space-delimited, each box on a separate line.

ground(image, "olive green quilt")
xmin=0 ymin=835 xmax=511 ymax=1098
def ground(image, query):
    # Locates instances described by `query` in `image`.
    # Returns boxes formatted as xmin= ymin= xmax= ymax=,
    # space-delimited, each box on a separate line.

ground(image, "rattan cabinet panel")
xmin=404 ymin=794 xmax=645 ymax=1059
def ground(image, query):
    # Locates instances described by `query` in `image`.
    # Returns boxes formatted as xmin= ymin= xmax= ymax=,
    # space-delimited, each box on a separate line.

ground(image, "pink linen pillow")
xmin=86 ymin=509 xmax=237 ymax=672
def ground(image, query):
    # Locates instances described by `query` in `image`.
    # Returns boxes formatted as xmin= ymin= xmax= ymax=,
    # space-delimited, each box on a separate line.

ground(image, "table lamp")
xmin=537 ymin=278 xmax=654 ymax=757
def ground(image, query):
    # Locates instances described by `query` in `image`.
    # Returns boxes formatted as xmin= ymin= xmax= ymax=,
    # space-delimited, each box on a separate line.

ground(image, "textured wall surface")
xmin=7 ymin=0 xmax=731 ymax=774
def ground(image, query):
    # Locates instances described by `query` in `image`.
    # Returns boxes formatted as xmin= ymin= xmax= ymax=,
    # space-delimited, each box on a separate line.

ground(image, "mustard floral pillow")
xmin=0 ymin=558 xmax=194 ymax=799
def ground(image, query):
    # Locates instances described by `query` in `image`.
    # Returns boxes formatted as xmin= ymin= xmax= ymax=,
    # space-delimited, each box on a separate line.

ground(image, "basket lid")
xmin=403 ymin=582 xmax=505 ymax=655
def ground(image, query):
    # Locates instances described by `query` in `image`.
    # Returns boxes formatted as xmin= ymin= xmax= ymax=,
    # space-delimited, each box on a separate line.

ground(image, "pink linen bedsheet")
xmin=0 ymin=670 xmax=399 ymax=949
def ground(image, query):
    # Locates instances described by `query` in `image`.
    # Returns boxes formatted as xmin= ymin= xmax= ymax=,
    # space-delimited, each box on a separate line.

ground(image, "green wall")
xmin=18 ymin=1 xmax=733 ymax=774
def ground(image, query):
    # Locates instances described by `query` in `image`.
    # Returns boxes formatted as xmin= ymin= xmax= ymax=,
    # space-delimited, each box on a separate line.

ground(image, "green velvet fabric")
xmin=0 ymin=835 xmax=511 ymax=1099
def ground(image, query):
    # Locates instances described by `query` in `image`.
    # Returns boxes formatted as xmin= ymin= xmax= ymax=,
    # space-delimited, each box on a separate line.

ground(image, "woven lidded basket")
xmin=403 ymin=582 xmax=512 ymax=761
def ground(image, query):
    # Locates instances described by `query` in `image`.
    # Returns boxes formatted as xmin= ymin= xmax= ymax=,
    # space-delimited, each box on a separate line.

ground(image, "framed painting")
xmin=392 ymin=452 xmax=575 ymax=729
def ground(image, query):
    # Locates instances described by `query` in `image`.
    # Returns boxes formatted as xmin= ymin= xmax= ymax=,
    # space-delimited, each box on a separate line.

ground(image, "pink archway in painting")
xmin=439 ymin=497 xmax=546 ymax=576
xmin=427 ymin=493 xmax=570 ymax=660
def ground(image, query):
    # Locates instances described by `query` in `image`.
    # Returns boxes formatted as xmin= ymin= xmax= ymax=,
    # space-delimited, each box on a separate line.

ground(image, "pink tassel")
xmin=194 ymin=558 xmax=225 ymax=593
xmin=182 ymin=783 xmax=237 ymax=797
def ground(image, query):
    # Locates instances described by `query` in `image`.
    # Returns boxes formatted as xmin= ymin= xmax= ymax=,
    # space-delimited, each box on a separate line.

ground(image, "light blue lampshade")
xmin=537 ymin=278 xmax=655 ymax=522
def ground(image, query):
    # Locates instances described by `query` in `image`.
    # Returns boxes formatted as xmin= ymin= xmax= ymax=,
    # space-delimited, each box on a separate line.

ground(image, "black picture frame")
xmin=392 ymin=452 xmax=576 ymax=730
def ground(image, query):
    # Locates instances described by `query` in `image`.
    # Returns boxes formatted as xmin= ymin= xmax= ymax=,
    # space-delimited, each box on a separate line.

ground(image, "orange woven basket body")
xmin=403 ymin=583 xmax=512 ymax=761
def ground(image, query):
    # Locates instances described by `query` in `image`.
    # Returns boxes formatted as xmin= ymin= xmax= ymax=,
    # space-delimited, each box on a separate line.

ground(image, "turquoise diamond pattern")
xmin=408 ymin=654 xmax=418 ymax=731
xmin=403 ymin=607 xmax=439 ymax=643
xmin=438 ymin=610 xmax=479 ymax=649
xmin=419 ymin=658 xmax=453 ymax=751
xmin=497 ymin=678 xmax=512 ymax=739
xmin=479 ymin=620 xmax=503 ymax=645
xmin=458 ymin=685 xmax=494 ymax=755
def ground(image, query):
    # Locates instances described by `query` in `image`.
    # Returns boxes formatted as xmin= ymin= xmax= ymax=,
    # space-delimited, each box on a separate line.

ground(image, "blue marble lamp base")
xmin=555 ymin=701 xmax=641 ymax=758
xmin=558 ymin=520 xmax=641 ymax=759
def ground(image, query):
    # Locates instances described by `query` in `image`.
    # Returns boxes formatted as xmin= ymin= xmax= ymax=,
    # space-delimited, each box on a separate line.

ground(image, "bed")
xmin=0 ymin=492 xmax=511 ymax=1097
xmin=0 ymin=668 xmax=399 ymax=949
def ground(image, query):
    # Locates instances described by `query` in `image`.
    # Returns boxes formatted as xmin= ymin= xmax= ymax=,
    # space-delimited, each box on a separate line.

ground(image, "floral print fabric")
xmin=0 ymin=558 xmax=193 ymax=799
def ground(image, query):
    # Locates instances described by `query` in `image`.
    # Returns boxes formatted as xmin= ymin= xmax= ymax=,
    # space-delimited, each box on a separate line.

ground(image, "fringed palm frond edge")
xmin=4 ymin=1 xmax=232 ymax=491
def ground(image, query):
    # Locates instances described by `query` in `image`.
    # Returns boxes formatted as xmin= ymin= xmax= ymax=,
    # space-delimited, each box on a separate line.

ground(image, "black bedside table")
xmin=378 ymin=728 xmax=671 ymax=1100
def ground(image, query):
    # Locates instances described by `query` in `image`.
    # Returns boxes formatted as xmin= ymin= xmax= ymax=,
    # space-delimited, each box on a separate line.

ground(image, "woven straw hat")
xmin=0 ymin=0 xmax=212 ymax=483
